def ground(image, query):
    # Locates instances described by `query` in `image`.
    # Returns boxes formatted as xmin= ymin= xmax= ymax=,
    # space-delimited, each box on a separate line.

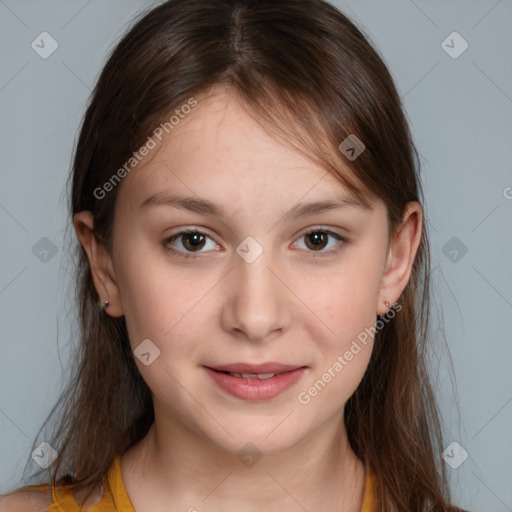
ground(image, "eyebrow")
xmin=140 ymin=192 xmax=371 ymax=220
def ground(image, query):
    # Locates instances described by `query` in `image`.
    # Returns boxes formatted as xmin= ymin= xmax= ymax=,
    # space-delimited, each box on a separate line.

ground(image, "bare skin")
xmin=73 ymin=85 xmax=422 ymax=512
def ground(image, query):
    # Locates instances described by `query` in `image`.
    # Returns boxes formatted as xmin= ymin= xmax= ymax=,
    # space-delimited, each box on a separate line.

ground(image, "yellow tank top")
xmin=28 ymin=455 xmax=376 ymax=511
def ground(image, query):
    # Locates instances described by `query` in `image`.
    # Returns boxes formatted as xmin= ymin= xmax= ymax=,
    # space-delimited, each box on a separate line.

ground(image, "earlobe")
xmin=377 ymin=202 xmax=423 ymax=316
xmin=73 ymin=211 xmax=124 ymax=317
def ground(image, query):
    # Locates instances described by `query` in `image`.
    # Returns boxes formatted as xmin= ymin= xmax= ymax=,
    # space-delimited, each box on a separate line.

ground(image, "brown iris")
xmin=304 ymin=231 xmax=328 ymax=251
xmin=181 ymin=232 xmax=206 ymax=251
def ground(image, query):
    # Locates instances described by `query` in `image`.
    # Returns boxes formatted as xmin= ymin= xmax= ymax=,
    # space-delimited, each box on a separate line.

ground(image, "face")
xmin=97 ymin=87 xmax=396 ymax=454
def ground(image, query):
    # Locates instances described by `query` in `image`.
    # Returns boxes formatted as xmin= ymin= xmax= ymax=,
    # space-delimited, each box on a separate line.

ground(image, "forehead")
xmin=118 ymin=87 xmax=376 ymax=213
xmin=144 ymin=89 xmax=323 ymax=178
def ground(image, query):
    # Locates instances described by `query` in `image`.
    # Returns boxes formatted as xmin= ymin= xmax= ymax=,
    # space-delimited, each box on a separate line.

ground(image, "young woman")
xmin=1 ymin=0 xmax=468 ymax=510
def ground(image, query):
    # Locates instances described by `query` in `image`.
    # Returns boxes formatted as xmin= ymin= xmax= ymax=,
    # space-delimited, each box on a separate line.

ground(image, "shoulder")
xmin=0 ymin=486 xmax=52 ymax=512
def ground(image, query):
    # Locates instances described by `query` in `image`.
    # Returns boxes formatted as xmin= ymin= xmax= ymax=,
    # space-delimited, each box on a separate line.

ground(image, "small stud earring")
xmin=384 ymin=300 xmax=391 ymax=308
xmin=103 ymin=300 xmax=110 ymax=309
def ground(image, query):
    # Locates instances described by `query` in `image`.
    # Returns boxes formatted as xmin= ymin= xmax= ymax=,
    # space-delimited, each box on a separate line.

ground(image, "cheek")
xmin=115 ymin=245 xmax=216 ymax=352
xmin=299 ymin=259 xmax=382 ymax=347
xmin=296 ymin=279 xmax=376 ymax=411
xmin=116 ymin=259 xmax=209 ymax=399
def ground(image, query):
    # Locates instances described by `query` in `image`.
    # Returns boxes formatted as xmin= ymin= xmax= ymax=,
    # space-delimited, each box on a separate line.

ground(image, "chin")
xmin=200 ymin=416 xmax=308 ymax=459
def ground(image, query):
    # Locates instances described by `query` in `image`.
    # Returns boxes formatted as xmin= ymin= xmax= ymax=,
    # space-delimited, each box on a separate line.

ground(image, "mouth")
xmin=203 ymin=363 xmax=308 ymax=400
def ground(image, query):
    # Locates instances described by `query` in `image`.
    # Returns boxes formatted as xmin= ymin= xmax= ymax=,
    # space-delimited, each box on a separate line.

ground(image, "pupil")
xmin=184 ymin=233 xmax=205 ymax=250
xmin=306 ymin=232 xmax=327 ymax=250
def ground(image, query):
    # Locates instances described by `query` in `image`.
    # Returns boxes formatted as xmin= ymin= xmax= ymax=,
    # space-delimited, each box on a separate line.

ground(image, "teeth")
xmin=228 ymin=372 xmax=277 ymax=379
xmin=256 ymin=373 xmax=277 ymax=380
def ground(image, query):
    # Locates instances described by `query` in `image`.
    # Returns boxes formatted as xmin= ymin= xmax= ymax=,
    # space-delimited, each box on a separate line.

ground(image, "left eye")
xmin=293 ymin=229 xmax=346 ymax=255
xmin=163 ymin=228 xmax=346 ymax=259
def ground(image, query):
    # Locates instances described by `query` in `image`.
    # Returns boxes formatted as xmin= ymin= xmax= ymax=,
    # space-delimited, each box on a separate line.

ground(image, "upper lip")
xmin=206 ymin=363 xmax=306 ymax=374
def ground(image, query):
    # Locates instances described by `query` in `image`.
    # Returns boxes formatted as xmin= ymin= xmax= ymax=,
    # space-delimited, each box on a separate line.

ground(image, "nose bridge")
xmin=223 ymin=236 xmax=290 ymax=341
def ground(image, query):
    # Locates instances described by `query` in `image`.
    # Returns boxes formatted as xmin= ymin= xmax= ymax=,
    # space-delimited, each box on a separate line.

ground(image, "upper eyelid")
xmin=166 ymin=225 xmax=345 ymax=240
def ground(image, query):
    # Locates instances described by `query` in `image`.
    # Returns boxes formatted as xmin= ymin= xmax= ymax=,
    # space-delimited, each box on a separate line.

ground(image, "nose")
xmin=221 ymin=246 xmax=292 ymax=344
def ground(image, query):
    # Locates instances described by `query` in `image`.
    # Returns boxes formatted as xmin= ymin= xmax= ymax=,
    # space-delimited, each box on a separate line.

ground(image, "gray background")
xmin=0 ymin=0 xmax=511 ymax=510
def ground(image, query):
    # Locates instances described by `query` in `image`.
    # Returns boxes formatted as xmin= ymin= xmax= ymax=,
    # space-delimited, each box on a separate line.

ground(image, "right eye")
xmin=163 ymin=229 xmax=219 ymax=259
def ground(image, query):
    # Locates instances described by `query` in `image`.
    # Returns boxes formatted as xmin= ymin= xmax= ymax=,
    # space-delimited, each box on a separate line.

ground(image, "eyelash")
xmin=163 ymin=227 xmax=348 ymax=260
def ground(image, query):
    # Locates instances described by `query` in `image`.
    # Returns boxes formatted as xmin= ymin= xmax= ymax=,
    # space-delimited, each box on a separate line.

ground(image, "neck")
xmin=121 ymin=412 xmax=366 ymax=512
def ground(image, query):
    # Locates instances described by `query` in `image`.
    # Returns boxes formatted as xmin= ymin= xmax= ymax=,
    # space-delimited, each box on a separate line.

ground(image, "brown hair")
xmin=4 ymin=0 xmax=466 ymax=510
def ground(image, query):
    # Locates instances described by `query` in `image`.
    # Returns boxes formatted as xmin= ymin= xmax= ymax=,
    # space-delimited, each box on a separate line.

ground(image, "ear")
xmin=377 ymin=201 xmax=423 ymax=315
xmin=73 ymin=211 xmax=124 ymax=317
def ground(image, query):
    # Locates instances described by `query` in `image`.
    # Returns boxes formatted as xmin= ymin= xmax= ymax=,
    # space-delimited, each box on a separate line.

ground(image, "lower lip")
xmin=203 ymin=367 xmax=307 ymax=400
